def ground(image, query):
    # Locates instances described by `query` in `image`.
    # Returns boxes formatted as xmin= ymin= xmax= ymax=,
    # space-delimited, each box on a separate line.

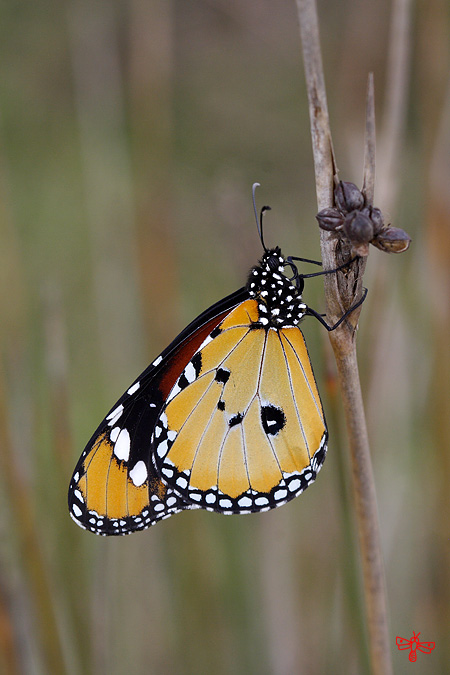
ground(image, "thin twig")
xmin=377 ymin=0 xmax=412 ymax=215
xmin=296 ymin=0 xmax=333 ymax=211
xmin=362 ymin=74 xmax=376 ymax=207
xmin=295 ymin=1 xmax=392 ymax=673
xmin=0 ymin=371 xmax=66 ymax=674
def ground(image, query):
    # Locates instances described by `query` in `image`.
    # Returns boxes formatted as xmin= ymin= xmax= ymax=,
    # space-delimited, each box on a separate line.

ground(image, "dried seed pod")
xmin=361 ymin=206 xmax=384 ymax=236
xmin=371 ymin=227 xmax=411 ymax=253
xmin=368 ymin=207 xmax=384 ymax=236
xmin=343 ymin=211 xmax=374 ymax=243
xmin=315 ymin=178 xmax=411 ymax=257
xmin=316 ymin=207 xmax=344 ymax=232
xmin=334 ymin=181 xmax=364 ymax=213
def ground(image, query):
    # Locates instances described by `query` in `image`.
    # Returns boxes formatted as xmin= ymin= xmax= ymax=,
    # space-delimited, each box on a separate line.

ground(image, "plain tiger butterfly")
xmin=68 ymin=185 xmax=366 ymax=535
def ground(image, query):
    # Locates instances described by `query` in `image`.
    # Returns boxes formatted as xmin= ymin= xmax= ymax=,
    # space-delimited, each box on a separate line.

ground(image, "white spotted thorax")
xmin=247 ymin=247 xmax=307 ymax=327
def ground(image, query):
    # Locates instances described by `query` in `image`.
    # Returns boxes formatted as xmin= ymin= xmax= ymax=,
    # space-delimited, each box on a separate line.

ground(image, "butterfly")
xmin=396 ymin=632 xmax=435 ymax=662
xmin=68 ymin=186 xmax=366 ymax=535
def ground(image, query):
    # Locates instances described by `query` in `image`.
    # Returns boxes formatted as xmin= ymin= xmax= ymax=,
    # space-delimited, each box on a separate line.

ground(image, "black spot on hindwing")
xmin=261 ymin=404 xmax=286 ymax=436
xmin=228 ymin=412 xmax=244 ymax=428
xmin=215 ymin=368 xmax=230 ymax=384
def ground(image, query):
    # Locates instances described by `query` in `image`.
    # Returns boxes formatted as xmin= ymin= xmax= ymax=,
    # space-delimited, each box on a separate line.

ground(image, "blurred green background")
xmin=1 ymin=1 xmax=449 ymax=673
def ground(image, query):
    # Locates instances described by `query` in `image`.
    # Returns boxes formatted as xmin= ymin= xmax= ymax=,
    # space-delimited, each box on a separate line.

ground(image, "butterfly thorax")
xmin=247 ymin=247 xmax=307 ymax=328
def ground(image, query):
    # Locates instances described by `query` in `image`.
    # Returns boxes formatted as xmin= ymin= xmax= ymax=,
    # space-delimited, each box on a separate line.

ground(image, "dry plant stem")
xmin=333 ymin=350 xmax=391 ymax=675
xmin=296 ymin=0 xmax=333 ymax=209
xmin=0 ymin=372 xmax=66 ymax=674
xmin=378 ymin=0 xmax=412 ymax=214
xmin=296 ymin=1 xmax=392 ymax=673
xmin=363 ymin=74 xmax=376 ymax=206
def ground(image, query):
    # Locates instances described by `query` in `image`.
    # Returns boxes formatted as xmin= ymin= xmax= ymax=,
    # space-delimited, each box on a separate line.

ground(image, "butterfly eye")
xmin=267 ymin=255 xmax=281 ymax=272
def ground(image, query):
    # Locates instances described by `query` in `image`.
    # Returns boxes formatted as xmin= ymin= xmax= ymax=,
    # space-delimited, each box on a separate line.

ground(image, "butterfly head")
xmin=247 ymin=247 xmax=307 ymax=328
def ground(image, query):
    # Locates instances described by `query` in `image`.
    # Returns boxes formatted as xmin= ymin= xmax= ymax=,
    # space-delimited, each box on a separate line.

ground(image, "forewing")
xmin=68 ymin=288 xmax=248 ymax=535
xmin=396 ymin=637 xmax=412 ymax=650
xmin=153 ymin=299 xmax=328 ymax=514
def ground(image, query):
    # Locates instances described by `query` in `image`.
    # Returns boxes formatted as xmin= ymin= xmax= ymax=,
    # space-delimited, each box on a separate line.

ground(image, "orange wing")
xmin=68 ymin=289 xmax=247 ymax=535
xmin=153 ymin=299 xmax=327 ymax=514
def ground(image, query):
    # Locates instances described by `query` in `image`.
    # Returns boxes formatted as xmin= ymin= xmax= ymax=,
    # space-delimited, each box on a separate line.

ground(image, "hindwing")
xmin=153 ymin=299 xmax=328 ymax=514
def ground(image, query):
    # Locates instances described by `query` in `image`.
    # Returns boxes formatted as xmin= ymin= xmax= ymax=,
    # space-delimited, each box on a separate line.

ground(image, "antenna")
xmin=252 ymin=182 xmax=270 ymax=252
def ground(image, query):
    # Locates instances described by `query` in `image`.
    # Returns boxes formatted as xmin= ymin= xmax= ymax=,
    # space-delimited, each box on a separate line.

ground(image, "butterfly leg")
xmin=306 ymin=287 xmax=368 ymax=331
xmin=286 ymin=255 xmax=322 ymax=267
xmin=297 ymin=256 xmax=359 ymax=280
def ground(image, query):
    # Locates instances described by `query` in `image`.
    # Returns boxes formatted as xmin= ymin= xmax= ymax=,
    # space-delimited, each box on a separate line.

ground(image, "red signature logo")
xmin=396 ymin=632 xmax=435 ymax=662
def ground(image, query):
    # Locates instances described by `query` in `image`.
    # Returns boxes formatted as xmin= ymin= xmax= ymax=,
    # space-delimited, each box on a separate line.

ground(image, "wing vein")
xmin=170 ymin=327 xmax=252 ymax=439
xmin=281 ymin=330 xmax=325 ymax=425
xmin=277 ymin=331 xmax=310 ymax=461
xmin=254 ymin=331 xmax=284 ymax=477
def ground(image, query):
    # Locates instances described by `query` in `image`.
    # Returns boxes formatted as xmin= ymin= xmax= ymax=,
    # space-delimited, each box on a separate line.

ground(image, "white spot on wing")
xmin=199 ymin=333 xmax=214 ymax=350
xmin=184 ymin=361 xmax=196 ymax=383
xmin=288 ymin=478 xmax=301 ymax=492
xmin=74 ymin=489 xmax=84 ymax=503
xmin=106 ymin=404 xmax=124 ymax=426
xmin=129 ymin=461 xmax=147 ymax=487
xmin=110 ymin=426 xmax=120 ymax=443
xmin=72 ymin=504 xmax=82 ymax=518
xmin=157 ymin=439 xmax=168 ymax=457
xmin=114 ymin=428 xmax=131 ymax=461
xmin=176 ymin=476 xmax=188 ymax=489
xmin=127 ymin=382 xmax=140 ymax=395
xmin=238 ymin=496 xmax=252 ymax=508
xmin=152 ymin=355 xmax=163 ymax=367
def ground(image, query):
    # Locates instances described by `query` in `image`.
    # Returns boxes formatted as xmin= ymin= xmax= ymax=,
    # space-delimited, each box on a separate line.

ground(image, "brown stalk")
xmin=296 ymin=1 xmax=392 ymax=673
xmin=0 ymin=371 xmax=66 ymax=674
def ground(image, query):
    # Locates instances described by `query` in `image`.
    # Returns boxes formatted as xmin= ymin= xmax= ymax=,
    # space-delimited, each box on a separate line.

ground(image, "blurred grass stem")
xmin=378 ymin=0 xmax=412 ymax=215
xmin=296 ymin=1 xmax=392 ymax=673
xmin=0 ymin=372 xmax=66 ymax=673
